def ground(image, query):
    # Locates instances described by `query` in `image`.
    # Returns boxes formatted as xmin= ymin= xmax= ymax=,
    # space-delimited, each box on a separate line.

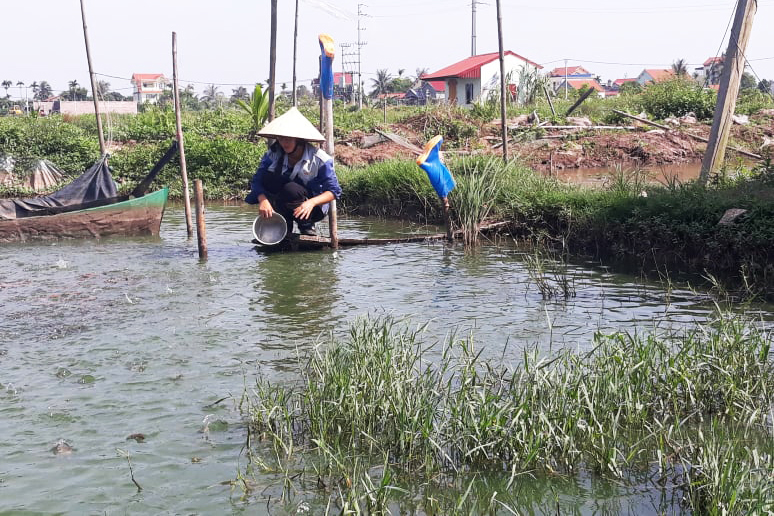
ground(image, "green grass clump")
xmin=242 ymin=313 xmax=774 ymax=513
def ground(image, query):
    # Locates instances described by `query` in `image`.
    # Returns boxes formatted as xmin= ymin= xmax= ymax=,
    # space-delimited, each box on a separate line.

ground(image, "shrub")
xmin=639 ymin=78 xmax=716 ymax=120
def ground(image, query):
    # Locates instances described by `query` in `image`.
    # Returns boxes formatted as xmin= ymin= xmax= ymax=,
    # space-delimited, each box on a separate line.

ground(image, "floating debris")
xmin=126 ymin=433 xmax=146 ymax=443
xmin=51 ymin=439 xmax=74 ymax=455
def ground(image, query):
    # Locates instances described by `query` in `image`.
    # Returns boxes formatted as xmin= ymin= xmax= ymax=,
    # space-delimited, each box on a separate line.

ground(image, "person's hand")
xmin=293 ymin=199 xmax=315 ymax=220
xmin=259 ymin=198 xmax=274 ymax=218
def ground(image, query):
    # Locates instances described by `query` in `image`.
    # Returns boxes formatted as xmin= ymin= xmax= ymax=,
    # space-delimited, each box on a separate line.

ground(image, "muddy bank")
xmin=335 ymin=110 xmax=774 ymax=173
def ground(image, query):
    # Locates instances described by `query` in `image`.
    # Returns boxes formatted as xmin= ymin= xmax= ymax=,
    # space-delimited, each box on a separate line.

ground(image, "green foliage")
xmin=0 ymin=116 xmax=98 ymax=174
xmin=639 ymin=78 xmax=716 ymax=120
xmin=736 ymin=88 xmax=774 ymax=115
xmin=235 ymin=84 xmax=270 ymax=135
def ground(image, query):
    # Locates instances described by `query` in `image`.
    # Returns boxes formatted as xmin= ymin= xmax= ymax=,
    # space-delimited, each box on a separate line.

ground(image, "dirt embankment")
xmin=334 ymin=110 xmax=774 ymax=171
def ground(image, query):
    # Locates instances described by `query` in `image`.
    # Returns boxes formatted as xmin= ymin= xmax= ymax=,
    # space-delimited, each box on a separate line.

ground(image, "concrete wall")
xmin=33 ymin=101 xmax=137 ymax=116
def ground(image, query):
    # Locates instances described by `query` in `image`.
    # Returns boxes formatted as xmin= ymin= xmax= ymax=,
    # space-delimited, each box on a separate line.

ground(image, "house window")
xmin=465 ymin=83 xmax=474 ymax=104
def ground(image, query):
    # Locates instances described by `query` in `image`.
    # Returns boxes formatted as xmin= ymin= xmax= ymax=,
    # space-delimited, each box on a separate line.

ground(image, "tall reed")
xmin=242 ymin=312 xmax=773 ymax=513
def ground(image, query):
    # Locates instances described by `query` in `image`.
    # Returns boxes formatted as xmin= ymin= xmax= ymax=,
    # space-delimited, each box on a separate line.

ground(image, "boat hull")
xmin=0 ymin=188 xmax=168 ymax=243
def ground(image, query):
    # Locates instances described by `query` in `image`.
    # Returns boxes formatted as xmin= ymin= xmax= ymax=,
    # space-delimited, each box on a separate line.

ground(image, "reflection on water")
xmin=552 ymin=161 xmax=703 ymax=187
xmin=0 ymin=205 xmax=771 ymax=513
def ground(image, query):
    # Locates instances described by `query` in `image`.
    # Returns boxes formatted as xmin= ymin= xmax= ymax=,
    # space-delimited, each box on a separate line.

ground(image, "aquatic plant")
xmin=242 ymin=312 xmax=774 ymax=513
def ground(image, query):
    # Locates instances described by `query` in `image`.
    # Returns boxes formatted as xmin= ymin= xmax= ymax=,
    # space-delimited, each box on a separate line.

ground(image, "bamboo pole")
xmin=292 ymin=0 xmax=299 ymax=107
xmin=543 ymin=85 xmax=556 ymax=118
xmin=700 ymin=0 xmax=757 ymax=184
xmin=319 ymin=34 xmax=338 ymax=249
xmin=172 ymin=32 xmax=193 ymax=238
xmin=565 ymin=87 xmax=595 ymax=116
xmin=495 ymin=0 xmax=508 ymax=162
xmin=79 ymin=0 xmax=105 ymax=156
xmin=268 ymin=0 xmax=277 ymax=121
xmin=194 ymin=179 xmax=207 ymax=260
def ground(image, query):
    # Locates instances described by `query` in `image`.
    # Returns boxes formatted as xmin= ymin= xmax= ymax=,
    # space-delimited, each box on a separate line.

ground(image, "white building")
xmin=131 ymin=73 xmax=169 ymax=104
xmin=421 ymin=51 xmax=542 ymax=107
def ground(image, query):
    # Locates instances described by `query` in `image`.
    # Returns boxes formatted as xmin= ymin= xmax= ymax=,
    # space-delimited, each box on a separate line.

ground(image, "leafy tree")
xmin=671 ymin=58 xmax=688 ymax=77
xmin=740 ymin=72 xmax=757 ymax=91
xmin=95 ymin=80 xmax=111 ymax=98
xmin=236 ymin=84 xmax=270 ymax=137
xmin=296 ymin=84 xmax=310 ymax=98
xmin=370 ymin=69 xmax=392 ymax=97
xmin=758 ymin=79 xmax=773 ymax=94
xmin=618 ymin=81 xmax=642 ymax=96
xmin=180 ymin=84 xmax=200 ymax=111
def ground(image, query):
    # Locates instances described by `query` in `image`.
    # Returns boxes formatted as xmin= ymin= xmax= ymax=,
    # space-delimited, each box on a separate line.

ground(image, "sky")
xmin=1 ymin=0 xmax=773 ymax=102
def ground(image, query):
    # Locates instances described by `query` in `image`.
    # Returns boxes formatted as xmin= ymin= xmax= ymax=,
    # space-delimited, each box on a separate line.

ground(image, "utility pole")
xmin=564 ymin=58 xmax=568 ymax=100
xmin=340 ymin=43 xmax=358 ymax=104
xmin=471 ymin=0 xmax=477 ymax=56
xmin=357 ymin=3 xmax=368 ymax=110
xmin=496 ymin=0 xmax=508 ymax=162
xmin=699 ymin=0 xmax=757 ymax=184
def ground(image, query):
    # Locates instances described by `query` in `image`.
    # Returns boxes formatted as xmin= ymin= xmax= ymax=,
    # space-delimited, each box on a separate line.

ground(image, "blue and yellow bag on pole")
xmin=416 ymin=135 xmax=455 ymax=198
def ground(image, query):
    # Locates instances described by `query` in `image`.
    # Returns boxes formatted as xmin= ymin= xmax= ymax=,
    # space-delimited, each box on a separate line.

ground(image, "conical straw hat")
xmin=256 ymin=107 xmax=325 ymax=142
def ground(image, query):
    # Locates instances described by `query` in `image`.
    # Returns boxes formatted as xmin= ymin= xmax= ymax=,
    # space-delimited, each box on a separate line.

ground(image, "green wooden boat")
xmin=0 ymin=143 xmax=177 ymax=243
xmin=0 ymin=188 xmax=169 ymax=243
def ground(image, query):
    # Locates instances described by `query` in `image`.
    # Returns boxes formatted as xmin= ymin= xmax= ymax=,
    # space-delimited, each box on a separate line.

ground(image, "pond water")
xmin=1 ymin=205 xmax=771 ymax=514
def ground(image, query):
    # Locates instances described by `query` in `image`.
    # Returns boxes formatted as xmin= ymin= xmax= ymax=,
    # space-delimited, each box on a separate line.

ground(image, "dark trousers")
xmin=262 ymin=173 xmax=326 ymax=233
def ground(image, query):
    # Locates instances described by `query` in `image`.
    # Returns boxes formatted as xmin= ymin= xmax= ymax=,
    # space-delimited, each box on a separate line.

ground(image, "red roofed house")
xmin=548 ymin=65 xmax=593 ymax=93
xmin=603 ymin=78 xmax=637 ymax=97
xmin=554 ymin=79 xmax=606 ymax=98
xmin=421 ymin=51 xmax=542 ymax=107
xmin=131 ymin=73 xmax=169 ymax=104
xmin=636 ymin=69 xmax=675 ymax=86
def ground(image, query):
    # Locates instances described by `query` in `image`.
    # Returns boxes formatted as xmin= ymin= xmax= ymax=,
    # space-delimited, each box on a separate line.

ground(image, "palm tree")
xmin=2 ymin=80 xmax=11 ymax=98
xmin=201 ymin=84 xmax=220 ymax=107
xmin=671 ymin=59 xmax=688 ymax=78
xmin=35 ymin=81 xmax=53 ymax=101
xmin=236 ymin=84 xmax=270 ymax=138
xmin=16 ymin=80 xmax=24 ymax=99
xmin=68 ymin=80 xmax=79 ymax=100
xmin=30 ymin=81 xmax=39 ymax=97
xmin=231 ymin=86 xmax=248 ymax=102
xmin=370 ymin=69 xmax=392 ymax=97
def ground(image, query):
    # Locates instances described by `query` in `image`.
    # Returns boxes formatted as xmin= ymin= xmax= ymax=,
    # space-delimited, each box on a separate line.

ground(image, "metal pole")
xmin=172 ymin=32 xmax=193 ymax=238
xmin=700 ymin=0 xmax=757 ymax=184
xmin=496 ymin=0 xmax=508 ymax=162
xmin=471 ymin=0 xmax=477 ymax=56
xmin=79 ymin=0 xmax=106 ymax=155
xmin=564 ymin=59 xmax=568 ymax=100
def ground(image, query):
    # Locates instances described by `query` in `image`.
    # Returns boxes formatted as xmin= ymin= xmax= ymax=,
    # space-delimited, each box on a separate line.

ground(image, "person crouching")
xmin=245 ymin=107 xmax=341 ymax=237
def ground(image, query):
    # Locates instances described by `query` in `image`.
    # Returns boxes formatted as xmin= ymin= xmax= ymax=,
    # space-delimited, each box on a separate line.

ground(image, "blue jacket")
xmin=245 ymin=142 xmax=342 ymax=205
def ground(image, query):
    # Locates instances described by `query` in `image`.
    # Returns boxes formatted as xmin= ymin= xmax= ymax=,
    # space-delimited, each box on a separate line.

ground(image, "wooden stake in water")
xmin=194 ymin=180 xmax=207 ymax=260
xmin=172 ymin=32 xmax=193 ymax=238
xmin=319 ymin=34 xmax=338 ymax=249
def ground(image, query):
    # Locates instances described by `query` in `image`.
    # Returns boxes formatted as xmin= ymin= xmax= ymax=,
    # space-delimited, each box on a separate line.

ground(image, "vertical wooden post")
xmin=319 ymin=34 xmax=338 ymax=249
xmin=443 ymin=197 xmax=453 ymax=241
xmin=194 ymin=180 xmax=207 ymax=260
xmin=543 ymin=84 xmax=556 ymax=117
xmin=79 ymin=0 xmax=105 ymax=156
xmin=292 ymin=0 xmax=299 ymax=107
xmin=495 ymin=0 xmax=508 ymax=162
xmin=172 ymin=32 xmax=193 ymax=238
xmin=268 ymin=0 xmax=277 ymax=121
xmin=699 ymin=0 xmax=757 ymax=184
